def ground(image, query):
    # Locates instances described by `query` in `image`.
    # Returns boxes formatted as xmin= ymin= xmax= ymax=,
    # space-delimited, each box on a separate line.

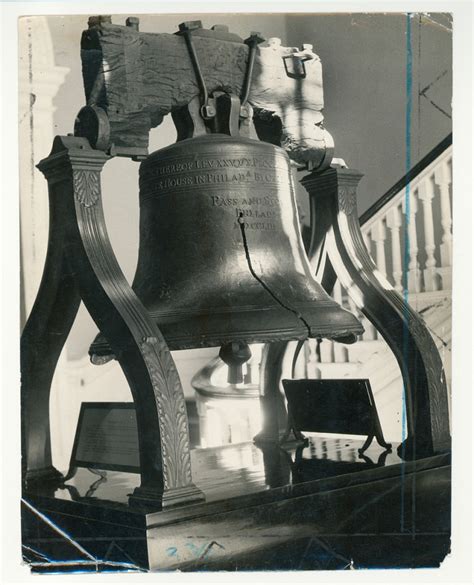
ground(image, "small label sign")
xmin=70 ymin=403 xmax=140 ymax=473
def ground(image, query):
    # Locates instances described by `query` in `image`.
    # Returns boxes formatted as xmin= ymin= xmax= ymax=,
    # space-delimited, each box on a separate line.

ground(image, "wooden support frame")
xmin=21 ymin=135 xmax=204 ymax=509
xmin=301 ymin=167 xmax=451 ymax=459
xmin=257 ymin=167 xmax=451 ymax=459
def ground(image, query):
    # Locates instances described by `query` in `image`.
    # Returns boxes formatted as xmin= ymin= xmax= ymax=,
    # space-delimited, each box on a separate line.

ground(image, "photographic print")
xmin=11 ymin=7 xmax=460 ymax=577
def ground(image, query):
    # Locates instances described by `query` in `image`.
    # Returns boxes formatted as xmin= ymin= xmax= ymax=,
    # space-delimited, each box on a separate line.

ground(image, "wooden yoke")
xmin=78 ymin=16 xmax=333 ymax=169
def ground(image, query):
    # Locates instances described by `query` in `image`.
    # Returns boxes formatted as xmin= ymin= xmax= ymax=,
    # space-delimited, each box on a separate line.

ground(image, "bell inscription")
xmin=210 ymin=195 xmax=278 ymax=232
xmin=140 ymin=140 xmax=289 ymax=236
xmin=141 ymin=154 xmax=289 ymax=199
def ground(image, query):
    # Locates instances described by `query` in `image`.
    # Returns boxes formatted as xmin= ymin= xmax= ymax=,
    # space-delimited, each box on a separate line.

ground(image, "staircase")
xmin=295 ymin=136 xmax=453 ymax=442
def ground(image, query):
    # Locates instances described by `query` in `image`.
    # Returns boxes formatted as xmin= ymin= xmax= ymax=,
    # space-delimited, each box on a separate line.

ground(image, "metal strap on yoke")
xmin=178 ymin=23 xmax=264 ymax=121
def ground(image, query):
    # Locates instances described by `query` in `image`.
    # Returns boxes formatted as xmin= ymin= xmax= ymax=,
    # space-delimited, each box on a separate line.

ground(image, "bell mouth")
xmin=88 ymin=303 xmax=363 ymax=364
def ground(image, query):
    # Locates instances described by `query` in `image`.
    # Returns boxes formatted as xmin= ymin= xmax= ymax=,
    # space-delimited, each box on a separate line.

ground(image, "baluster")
xmin=319 ymin=339 xmax=334 ymax=363
xmin=348 ymin=259 xmax=377 ymax=342
xmin=246 ymin=343 xmax=262 ymax=384
xmin=434 ymin=159 xmax=453 ymax=290
xmin=348 ymin=296 xmax=372 ymax=340
xmin=347 ymin=295 xmax=358 ymax=315
xmin=332 ymin=279 xmax=343 ymax=304
xmin=306 ymin=339 xmax=319 ymax=378
xmin=332 ymin=281 xmax=348 ymax=362
xmin=402 ymin=189 xmax=421 ymax=293
xmin=293 ymin=344 xmax=307 ymax=378
xmin=372 ymin=219 xmax=387 ymax=277
xmin=360 ymin=313 xmax=377 ymax=341
xmin=335 ymin=344 xmax=349 ymax=363
xmin=362 ymin=230 xmax=372 ymax=256
xmin=303 ymin=341 xmax=310 ymax=378
xmin=386 ymin=204 xmax=404 ymax=293
xmin=347 ymin=296 xmax=361 ymax=330
xmin=196 ymin=398 xmax=209 ymax=448
xmin=418 ymin=177 xmax=438 ymax=291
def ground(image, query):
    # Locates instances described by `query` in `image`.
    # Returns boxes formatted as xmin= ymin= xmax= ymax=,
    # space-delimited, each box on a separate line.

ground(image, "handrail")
xmin=359 ymin=133 xmax=452 ymax=225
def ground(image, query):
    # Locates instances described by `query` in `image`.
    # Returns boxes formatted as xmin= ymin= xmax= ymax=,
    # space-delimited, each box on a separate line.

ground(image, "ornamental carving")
xmin=337 ymin=184 xmax=358 ymax=215
xmin=73 ymin=169 xmax=100 ymax=207
xmin=139 ymin=337 xmax=193 ymax=489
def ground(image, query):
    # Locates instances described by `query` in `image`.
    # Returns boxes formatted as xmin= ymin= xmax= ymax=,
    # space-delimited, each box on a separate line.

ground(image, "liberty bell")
xmin=89 ymin=92 xmax=363 ymax=375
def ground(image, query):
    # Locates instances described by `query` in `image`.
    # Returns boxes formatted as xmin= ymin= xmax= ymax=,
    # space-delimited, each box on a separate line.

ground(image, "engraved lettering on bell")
xmin=140 ymin=148 xmax=290 ymax=202
xmin=148 ymin=155 xmax=280 ymax=177
xmin=233 ymin=221 xmax=276 ymax=231
xmin=149 ymin=168 xmax=284 ymax=195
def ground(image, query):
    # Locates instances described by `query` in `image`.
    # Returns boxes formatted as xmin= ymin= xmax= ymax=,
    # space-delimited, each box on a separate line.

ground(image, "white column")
xmin=332 ymin=281 xmax=348 ymax=362
xmin=19 ymin=16 xmax=70 ymax=469
xmin=245 ymin=343 xmax=263 ymax=384
xmin=347 ymin=295 xmax=358 ymax=315
xmin=319 ymin=339 xmax=334 ymax=363
xmin=402 ymin=189 xmax=421 ymax=293
xmin=195 ymin=395 xmax=209 ymax=447
xmin=362 ymin=230 xmax=372 ymax=257
xmin=293 ymin=343 xmax=307 ymax=377
xmin=434 ymin=159 xmax=453 ymax=290
xmin=306 ymin=339 xmax=319 ymax=378
xmin=418 ymin=177 xmax=438 ymax=291
xmin=19 ymin=16 xmax=70 ymax=319
xmin=386 ymin=204 xmax=404 ymax=292
xmin=347 ymin=295 xmax=374 ymax=340
xmin=332 ymin=279 xmax=343 ymax=305
xmin=372 ymin=219 xmax=387 ymax=278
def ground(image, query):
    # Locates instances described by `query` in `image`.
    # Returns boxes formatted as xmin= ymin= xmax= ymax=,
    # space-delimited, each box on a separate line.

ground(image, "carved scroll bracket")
xmin=301 ymin=168 xmax=451 ymax=460
xmin=24 ymin=135 xmax=204 ymax=508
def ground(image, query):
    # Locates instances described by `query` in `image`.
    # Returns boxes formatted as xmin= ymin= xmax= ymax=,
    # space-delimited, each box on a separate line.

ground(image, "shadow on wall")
xmin=287 ymin=13 xmax=452 ymax=215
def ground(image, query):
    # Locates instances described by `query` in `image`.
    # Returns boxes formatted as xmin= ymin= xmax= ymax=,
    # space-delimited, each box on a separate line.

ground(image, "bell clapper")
xmin=219 ymin=342 xmax=253 ymax=385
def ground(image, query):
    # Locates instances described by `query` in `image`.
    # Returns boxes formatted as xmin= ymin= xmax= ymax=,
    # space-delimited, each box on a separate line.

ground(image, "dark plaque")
xmin=69 ymin=402 xmax=140 ymax=473
xmin=282 ymin=379 xmax=391 ymax=452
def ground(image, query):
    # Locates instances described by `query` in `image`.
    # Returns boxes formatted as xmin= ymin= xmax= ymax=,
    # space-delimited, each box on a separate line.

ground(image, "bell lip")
xmin=144 ymin=301 xmax=337 ymax=319
xmin=89 ymin=320 xmax=363 ymax=362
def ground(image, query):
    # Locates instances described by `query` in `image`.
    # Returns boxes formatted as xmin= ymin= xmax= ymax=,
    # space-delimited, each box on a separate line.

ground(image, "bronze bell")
xmin=90 ymin=133 xmax=363 ymax=362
